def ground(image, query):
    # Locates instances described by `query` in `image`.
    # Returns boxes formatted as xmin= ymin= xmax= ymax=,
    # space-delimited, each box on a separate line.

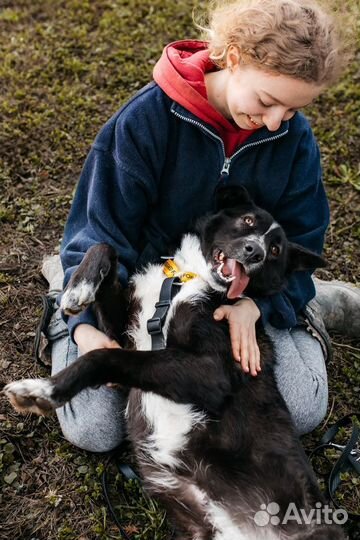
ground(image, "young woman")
xmin=50 ymin=0 xmax=358 ymax=452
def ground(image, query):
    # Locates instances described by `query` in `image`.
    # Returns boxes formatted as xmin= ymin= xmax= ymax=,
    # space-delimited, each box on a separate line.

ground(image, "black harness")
xmin=146 ymin=276 xmax=182 ymax=350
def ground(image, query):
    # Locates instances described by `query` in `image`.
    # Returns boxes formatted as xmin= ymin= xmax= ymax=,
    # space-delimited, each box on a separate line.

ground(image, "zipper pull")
xmin=220 ymin=157 xmax=231 ymax=177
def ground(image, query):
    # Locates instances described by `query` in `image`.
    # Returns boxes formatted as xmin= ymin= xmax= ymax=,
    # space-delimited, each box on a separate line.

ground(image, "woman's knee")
xmin=56 ymin=392 xmax=126 ymax=452
xmin=48 ymin=310 xmax=125 ymax=452
xmin=267 ymin=324 xmax=329 ymax=435
xmin=291 ymin=379 xmax=328 ymax=435
xmin=58 ymin=416 xmax=125 ymax=453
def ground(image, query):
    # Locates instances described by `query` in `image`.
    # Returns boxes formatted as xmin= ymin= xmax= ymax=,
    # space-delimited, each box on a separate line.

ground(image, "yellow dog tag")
xmin=163 ymin=259 xmax=197 ymax=283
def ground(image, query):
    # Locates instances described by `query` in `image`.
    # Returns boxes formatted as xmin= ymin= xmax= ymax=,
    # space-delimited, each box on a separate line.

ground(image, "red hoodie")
xmin=153 ymin=40 xmax=256 ymax=156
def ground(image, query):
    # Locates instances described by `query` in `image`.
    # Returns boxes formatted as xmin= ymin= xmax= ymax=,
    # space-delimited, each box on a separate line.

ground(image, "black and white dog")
xmin=4 ymin=187 xmax=345 ymax=540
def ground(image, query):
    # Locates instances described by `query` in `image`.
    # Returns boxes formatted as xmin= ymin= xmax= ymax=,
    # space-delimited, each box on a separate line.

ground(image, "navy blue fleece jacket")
xmin=60 ymin=48 xmax=329 ymax=341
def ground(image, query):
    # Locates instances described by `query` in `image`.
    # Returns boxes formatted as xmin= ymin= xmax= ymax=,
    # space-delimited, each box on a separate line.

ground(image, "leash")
xmin=101 ymin=452 xmax=141 ymax=540
xmin=101 ymin=450 xmax=176 ymax=539
xmin=309 ymin=413 xmax=360 ymax=522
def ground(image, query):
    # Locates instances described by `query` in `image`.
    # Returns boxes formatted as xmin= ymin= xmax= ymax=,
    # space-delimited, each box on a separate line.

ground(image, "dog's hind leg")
xmin=60 ymin=243 xmax=128 ymax=342
xmin=4 ymin=347 xmax=233 ymax=416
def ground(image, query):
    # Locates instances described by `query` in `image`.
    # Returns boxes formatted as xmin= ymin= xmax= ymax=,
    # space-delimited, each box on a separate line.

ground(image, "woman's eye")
xmin=243 ymin=216 xmax=255 ymax=226
xmin=270 ymin=244 xmax=280 ymax=257
xmin=258 ymin=98 xmax=270 ymax=107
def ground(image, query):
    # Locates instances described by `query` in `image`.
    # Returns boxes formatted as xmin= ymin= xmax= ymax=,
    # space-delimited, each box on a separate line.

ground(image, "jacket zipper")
xmin=171 ymin=109 xmax=288 ymax=178
xmin=221 ymin=157 xmax=231 ymax=176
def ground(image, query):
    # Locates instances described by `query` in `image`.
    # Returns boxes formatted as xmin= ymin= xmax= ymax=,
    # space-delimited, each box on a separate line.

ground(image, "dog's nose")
xmin=243 ymin=242 xmax=265 ymax=263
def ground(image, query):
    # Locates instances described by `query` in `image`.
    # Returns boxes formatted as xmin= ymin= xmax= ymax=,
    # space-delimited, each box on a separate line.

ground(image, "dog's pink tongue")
xmin=223 ymin=259 xmax=250 ymax=299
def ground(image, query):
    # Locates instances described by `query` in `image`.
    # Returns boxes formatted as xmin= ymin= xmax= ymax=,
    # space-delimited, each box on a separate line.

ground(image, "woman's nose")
xmin=263 ymin=110 xmax=284 ymax=131
xmin=263 ymin=107 xmax=295 ymax=131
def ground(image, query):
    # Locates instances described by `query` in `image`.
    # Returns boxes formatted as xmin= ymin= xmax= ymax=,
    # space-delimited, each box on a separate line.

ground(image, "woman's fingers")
xmin=214 ymin=302 xmax=261 ymax=376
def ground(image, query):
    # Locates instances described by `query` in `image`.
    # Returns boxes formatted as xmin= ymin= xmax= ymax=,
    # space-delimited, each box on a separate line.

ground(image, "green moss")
xmin=0 ymin=273 xmax=14 ymax=285
xmin=0 ymin=8 xmax=22 ymax=23
xmin=0 ymin=205 xmax=15 ymax=223
xmin=57 ymin=525 xmax=77 ymax=540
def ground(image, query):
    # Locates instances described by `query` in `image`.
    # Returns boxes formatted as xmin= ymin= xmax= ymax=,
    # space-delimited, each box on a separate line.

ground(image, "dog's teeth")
xmin=216 ymin=263 xmax=236 ymax=283
xmin=222 ymin=274 xmax=235 ymax=283
xmin=218 ymin=251 xmax=224 ymax=261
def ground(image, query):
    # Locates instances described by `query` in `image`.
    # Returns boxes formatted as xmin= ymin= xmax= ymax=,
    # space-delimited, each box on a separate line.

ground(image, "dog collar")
xmin=163 ymin=259 xmax=197 ymax=283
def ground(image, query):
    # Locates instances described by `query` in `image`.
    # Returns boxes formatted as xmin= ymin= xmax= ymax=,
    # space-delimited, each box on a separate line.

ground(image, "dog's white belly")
xmin=138 ymin=392 xmax=206 ymax=468
xmin=135 ymin=395 xmax=280 ymax=540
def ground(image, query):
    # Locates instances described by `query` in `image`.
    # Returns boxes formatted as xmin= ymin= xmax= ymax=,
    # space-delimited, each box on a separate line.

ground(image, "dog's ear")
xmin=287 ymin=242 xmax=327 ymax=273
xmin=215 ymin=185 xmax=252 ymax=210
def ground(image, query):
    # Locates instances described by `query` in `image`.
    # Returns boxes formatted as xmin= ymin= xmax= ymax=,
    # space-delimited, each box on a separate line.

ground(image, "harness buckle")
xmin=147 ymin=317 xmax=162 ymax=335
xmin=155 ymin=300 xmax=171 ymax=309
xmin=328 ymin=441 xmax=360 ymax=472
xmin=350 ymin=444 xmax=360 ymax=469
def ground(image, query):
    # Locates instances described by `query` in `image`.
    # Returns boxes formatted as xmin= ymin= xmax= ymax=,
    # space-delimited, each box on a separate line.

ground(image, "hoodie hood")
xmin=153 ymin=40 xmax=256 ymax=154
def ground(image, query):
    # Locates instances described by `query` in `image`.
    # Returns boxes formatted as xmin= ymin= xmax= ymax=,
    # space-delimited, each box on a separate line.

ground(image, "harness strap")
xmin=147 ymin=276 xmax=182 ymax=350
xmin=309 ymin=413 xmax=360 ymax=522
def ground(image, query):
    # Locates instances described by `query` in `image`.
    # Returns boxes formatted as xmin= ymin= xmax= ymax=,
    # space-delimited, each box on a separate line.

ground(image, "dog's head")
xmin=197 ymin=186 xmax=326 ymax=298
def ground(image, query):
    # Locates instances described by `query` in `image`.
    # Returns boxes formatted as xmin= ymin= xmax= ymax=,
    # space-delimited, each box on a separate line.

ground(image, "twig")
xmin=7 ymin=436 xmax=26 ymax=464
xmin=332 ymin=341 xmax=360 ymax=352
xmin=335 ymin=220 xmax=360 ymax=236
xmin=321 ymin=396 xmax=335 ymax=430
xmin=30 ymin=236 xmax=46 ymax=247
xmin=0 ymin=266 xmax=20 ymax=273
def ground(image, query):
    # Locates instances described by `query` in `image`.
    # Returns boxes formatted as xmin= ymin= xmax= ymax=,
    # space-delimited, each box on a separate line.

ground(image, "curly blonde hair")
xmin=198 ymin=0 xmax=354 ymax=85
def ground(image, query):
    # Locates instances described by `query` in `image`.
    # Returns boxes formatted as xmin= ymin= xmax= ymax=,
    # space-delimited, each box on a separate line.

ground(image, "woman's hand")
xmin=213 ymin=298 xmax=261 ymax=376
xmin=74 ymin=324 xmax=121 ymax=355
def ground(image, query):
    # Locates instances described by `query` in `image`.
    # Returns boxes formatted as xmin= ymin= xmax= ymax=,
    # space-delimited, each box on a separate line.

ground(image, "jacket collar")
xmin=170 ymin=101 xmax=290 ymax=150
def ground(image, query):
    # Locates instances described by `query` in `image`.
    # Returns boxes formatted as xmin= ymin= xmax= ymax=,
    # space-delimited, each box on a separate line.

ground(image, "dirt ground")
xmin=0 ymin=1 xmax=359 ymax=539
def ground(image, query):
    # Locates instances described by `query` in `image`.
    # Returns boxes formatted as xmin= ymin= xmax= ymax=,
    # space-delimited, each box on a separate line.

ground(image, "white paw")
xmin=60 ymin=280 xmax=97 ymax=315
xmin=3 ymin=379 xmax=58 ymax=416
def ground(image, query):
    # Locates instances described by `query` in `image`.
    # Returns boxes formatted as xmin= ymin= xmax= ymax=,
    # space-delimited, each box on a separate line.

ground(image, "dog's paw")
xmin=3 ymin=379 xmax=59 ymax=416
xmin=60 ymin=280 xmax=98 ymax=315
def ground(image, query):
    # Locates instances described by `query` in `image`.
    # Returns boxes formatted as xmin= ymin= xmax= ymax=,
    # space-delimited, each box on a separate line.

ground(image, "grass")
xmin=0 ymin=0 xmax=359 ymax=538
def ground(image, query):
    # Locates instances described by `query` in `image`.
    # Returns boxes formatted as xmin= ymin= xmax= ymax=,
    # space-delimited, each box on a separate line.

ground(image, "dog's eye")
xmin=243 ymin=216 xmax=254 ymax=226
xmin=270 ymin=245 xmax=280 ymax=257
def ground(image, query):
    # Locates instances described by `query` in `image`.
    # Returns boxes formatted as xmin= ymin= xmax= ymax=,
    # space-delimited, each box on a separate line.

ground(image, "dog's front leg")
xmin=4 ymin=348 xmax=234 ymax=416
xmin=60 ymin=243 xmax=128 ymax=343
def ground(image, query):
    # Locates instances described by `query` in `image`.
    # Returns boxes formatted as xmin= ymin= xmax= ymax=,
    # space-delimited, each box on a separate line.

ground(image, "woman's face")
xmin=218 ymin=49 xmax=324 ymax=131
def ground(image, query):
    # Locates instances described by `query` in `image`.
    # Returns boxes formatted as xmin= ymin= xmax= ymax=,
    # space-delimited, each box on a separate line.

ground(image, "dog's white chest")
xmin=127 ymin=235 xmax=217 ymax=351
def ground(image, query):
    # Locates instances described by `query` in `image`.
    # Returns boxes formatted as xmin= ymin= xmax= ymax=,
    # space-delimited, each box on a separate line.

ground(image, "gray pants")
xmin=49 ymin=308 xmax=328 ymax=452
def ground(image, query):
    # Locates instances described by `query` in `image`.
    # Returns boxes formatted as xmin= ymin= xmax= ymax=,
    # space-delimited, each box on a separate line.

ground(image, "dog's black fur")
xmin=5 ymin=187 xmax=345 ymax=539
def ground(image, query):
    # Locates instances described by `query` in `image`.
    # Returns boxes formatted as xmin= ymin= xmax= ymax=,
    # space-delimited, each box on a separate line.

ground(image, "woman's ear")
xmin=226 ymin=45 xmax=240 ymax=70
